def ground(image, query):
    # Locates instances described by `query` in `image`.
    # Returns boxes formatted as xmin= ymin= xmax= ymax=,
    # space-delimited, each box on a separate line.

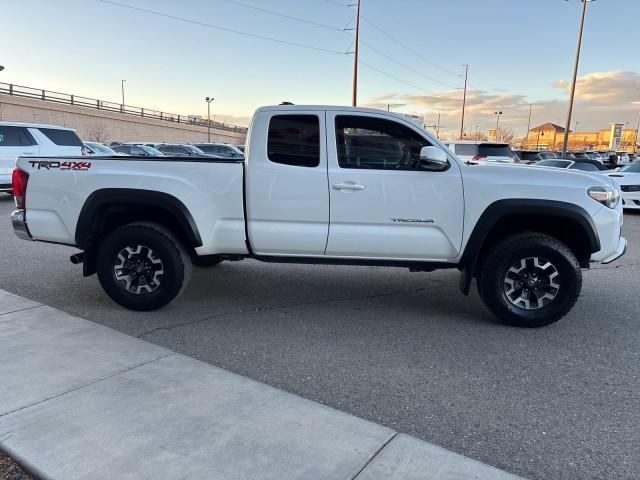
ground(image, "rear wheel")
xmin=477 ymin=232 xmax=582 ymax=327
xmin=96 ymin=223 xmax=191 ymax=311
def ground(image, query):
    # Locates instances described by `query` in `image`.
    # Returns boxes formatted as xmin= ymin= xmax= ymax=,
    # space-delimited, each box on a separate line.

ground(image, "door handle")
xmin=332 ymin=183 xmax=365 ymax=191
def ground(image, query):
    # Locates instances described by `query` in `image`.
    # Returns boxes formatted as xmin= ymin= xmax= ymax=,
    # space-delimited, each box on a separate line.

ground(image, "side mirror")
xmin=419 ymin=146 xmax=449 ymax=171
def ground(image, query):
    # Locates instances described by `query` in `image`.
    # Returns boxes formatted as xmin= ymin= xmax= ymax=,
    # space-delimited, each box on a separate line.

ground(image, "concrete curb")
xmin=0 ymin=289 xmax=525 ymax=479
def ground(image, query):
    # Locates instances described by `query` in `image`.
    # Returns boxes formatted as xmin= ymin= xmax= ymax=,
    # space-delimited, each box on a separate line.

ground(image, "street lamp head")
xmin=0 ymin=65 xmax=4 ymax=72
xmin=205 ymin=96 xmax=214 ymax=103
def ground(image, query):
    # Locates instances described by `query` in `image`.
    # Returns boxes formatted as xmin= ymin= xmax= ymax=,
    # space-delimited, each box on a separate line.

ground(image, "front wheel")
xmin=96 ymin=223 xmax=191 ymax=311
xmin=477 ymin=232 xmax=582 ymax=327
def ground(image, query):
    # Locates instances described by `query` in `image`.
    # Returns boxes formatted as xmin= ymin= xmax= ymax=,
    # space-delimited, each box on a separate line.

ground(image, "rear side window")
xmin=454 ymin=144 xmax=477 ymax=156
xmin=477 ymin=144 xmax=513 ymax=157
xmin=571 ymin=163 xmax=599 ymax=171
xmin=267 ymin=115 xmax=320 ymax=167
xmin=0 ymin=126 xmax=23 ymax=146
xmin=39 ymin=128 xmax=83 ymax=146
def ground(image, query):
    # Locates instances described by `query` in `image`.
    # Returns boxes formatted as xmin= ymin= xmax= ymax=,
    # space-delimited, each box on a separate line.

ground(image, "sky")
xmin=2 ymin=0 xmax=639 ymax=138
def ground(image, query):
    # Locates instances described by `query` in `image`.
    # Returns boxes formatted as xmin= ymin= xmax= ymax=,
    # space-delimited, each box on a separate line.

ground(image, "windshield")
xmin=620 ymin=163 xmax=640 ymax=173
xmin=540 ymin=152 xmax=557 ymax=159
xmin=143 ymin=146 xmax=164 ymax=156
xmin=536 ymin=160 xmax=572 ymax=168
xmin=85 ymin=142 xmax=114 ymax=154
xmin=186 ymin=145 xmax=205 ymax=154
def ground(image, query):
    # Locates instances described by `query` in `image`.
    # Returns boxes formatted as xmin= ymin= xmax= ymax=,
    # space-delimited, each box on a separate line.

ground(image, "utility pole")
xmin=635 ymin=110 xmax=640 ymax=151
xmin=351 ymin=0 xmax=361 ymax=107
xmin=459 ymin=64 xmax=468 ymax=140
xmin=475 ymin=125 xmax=480 ymax=141
xmin=562 ymin=0 xmax=591 ymax=158
xmin=526 ymin=104 xmax=532 ymax=134
xmin=121 ymin=80 xmax=126 ymax=108
xmin=205 ymin=96 xmax=214 ymax=143
xmin=494 ymin=111 xmax=503 ymax=139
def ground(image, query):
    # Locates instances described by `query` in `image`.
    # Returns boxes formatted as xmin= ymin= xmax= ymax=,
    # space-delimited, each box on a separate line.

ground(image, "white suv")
xmin=0 ymin=122 xmax=84 ymax=192
xmin=443 ymin=141 xmax=516 ymax=164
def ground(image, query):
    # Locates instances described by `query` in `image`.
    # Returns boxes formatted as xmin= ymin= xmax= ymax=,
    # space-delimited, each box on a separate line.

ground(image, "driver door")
xmin=325 ymin=112 xmax=464 ymax=261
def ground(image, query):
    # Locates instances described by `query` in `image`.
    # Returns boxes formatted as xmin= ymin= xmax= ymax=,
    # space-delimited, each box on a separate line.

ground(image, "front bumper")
xmin=601 ymin=237 xmax=627 ymax=264
xmin=11 ymin=210 xmax=32 ymax=241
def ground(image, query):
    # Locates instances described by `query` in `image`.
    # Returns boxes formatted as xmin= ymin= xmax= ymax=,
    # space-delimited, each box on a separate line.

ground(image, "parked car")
xmin=585 ymin=151 xmax=603 ymax=162
xmin=11 ymin=104 xmax=625 ymax=327
xmin=607 ymin=162 xmax=640 ymax=210
xmin=616 ymin=152 xmax=630 ymax=164
xmin=535 ymin=158 xmax=608 ymax=172
xmin=83 ymin=142 xmax=121 ymax=156
xmin=628 ymin=153 xmax=637 ymax=163
xmin=442 ymin=141 xmax=516 ymax=164
xmin=154 ymin=143 xmax=218 ymax=158
xmin=0 ymin=122 xmax=83 ymax=193
xmin=193 ymin=143 xmax=244 ymax=158
xmin=112 ymin=144 xmax=165 ymax=157
xmin=514 ymin=150 xmax=558 ymax=164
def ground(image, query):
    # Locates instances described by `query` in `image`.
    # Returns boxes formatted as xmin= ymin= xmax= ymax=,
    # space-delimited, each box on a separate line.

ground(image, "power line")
xmin=361 ymin=17 xmax=462 ymax=79
xmin=358 ymin=60 xmax=437 ymax=96
xmin=218 ymin=0 xmax=345 ymax=32
xmin=98 ymin=0 xmax=348 ymax=55
xmin=360 ymin=39 xmax=460 ymax=90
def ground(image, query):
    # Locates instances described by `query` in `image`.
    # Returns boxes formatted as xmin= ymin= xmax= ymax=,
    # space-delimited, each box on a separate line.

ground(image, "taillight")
xmin=12 ymin=168 xmax=29 ymax=209
xmin=472 ymin=155 xmax=486 ymax=161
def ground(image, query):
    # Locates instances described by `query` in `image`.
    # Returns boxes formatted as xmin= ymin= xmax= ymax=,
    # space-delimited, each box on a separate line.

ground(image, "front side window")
xmin=268 ymin=115 xmax=320 ymax=167
xmin=335 ymin=115 xmax=432 ymax=170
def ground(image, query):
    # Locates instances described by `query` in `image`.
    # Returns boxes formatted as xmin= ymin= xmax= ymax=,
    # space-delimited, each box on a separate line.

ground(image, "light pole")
xmin=205 ymin=96 xmax=214 ymax=143
xmin=474 ymin=125 xmax=480 ymax=141
xmin=561 ymin=0 xmax=594 ymax=158
xmin=121 ymin=80 xmax=126 ymax=108
xmin=494 ymin=111 xmax=502 ymax=139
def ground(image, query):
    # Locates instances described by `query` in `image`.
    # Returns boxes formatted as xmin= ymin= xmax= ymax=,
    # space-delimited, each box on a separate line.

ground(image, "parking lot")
xmin=0 ymin=193 xmax=638 ymax=480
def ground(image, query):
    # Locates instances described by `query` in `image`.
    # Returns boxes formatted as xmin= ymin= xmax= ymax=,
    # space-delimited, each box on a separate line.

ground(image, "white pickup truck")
xmin=11 ymin=105 xmax=627 ymax=327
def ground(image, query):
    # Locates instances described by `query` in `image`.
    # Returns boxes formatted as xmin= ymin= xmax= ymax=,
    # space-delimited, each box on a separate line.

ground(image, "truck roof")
xmin=0 ymin=120 xmax=76 ymax=131
xmin=254 ymin=105 xmax=417 ymax=122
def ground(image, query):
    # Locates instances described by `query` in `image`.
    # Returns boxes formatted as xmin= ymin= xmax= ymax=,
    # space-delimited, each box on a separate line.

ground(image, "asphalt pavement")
xmin=1 ymin=193 xmax=638 ymax=480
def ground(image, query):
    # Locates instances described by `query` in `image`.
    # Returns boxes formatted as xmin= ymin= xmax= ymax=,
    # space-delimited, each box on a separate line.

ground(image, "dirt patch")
xmin=0 ymin=452 xmax=36 ymax=480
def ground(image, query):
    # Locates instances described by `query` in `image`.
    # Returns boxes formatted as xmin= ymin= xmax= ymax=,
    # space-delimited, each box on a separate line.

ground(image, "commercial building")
xmin=522 ymin=122 xmax=637 ymax=152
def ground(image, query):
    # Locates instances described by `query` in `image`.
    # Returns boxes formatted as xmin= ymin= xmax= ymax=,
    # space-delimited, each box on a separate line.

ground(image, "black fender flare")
xmin=75 ymin=188 xmax=203 ymax=250
xmin=458 ymin=199 xmax=600 ymax=294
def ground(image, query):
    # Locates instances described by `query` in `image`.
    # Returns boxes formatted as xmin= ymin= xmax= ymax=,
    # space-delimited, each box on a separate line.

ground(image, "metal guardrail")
xmin=0 ymin=82 xmax=248 ymax=134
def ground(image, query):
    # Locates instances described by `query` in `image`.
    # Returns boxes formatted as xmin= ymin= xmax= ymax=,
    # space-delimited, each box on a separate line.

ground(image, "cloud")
xmin=555 ymin=70 xmax=640 ymax=105
xmin=364 ymin=70 xmax=640 ymax=138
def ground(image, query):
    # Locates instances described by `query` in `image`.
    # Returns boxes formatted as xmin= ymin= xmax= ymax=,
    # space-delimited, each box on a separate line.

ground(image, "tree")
xmin=86 ymin=122 xmax=109 ymax=143
xmin=496 ymin=126 xmax=516 ymax=144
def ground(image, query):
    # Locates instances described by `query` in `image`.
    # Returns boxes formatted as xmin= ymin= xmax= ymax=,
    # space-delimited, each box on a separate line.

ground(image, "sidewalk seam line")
xmin=0 ymin=352 xmax=174 ymax=420
xmin=0 ymin=304 xmax=43 ymax=317
xmin=350 ymin=431 xmax=398 ymax=480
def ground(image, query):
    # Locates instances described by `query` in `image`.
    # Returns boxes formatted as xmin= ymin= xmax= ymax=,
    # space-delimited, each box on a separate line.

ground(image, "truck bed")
xmin=17 ymin=155 xmax=248 ymax=256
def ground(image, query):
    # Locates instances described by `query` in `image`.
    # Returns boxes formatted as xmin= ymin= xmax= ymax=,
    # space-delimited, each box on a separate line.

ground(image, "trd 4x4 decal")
xmin=28 ymin=160 xmax=91 ymax=171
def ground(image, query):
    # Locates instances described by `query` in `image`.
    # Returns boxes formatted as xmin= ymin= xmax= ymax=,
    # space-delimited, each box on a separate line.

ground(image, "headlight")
xmin=587 ymin=186 xmax=620 ymax=208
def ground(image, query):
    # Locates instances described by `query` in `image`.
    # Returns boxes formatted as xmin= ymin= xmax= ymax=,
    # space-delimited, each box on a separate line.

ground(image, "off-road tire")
xmin=477 ymin=232 xmax=582 ymax=327
xmin=97 ymin=222 xmax=191 ymax=311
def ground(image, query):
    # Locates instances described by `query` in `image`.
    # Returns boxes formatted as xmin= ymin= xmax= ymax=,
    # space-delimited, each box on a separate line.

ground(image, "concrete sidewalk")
xmin=0 ymin=289 xmax=525 ymax=480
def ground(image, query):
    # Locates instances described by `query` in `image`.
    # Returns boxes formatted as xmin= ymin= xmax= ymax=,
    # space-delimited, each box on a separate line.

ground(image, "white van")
xmin=442 ymin=141 xmax=516 ymax=165
xmin=0 ymin=122 xmax=84 ymax=192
